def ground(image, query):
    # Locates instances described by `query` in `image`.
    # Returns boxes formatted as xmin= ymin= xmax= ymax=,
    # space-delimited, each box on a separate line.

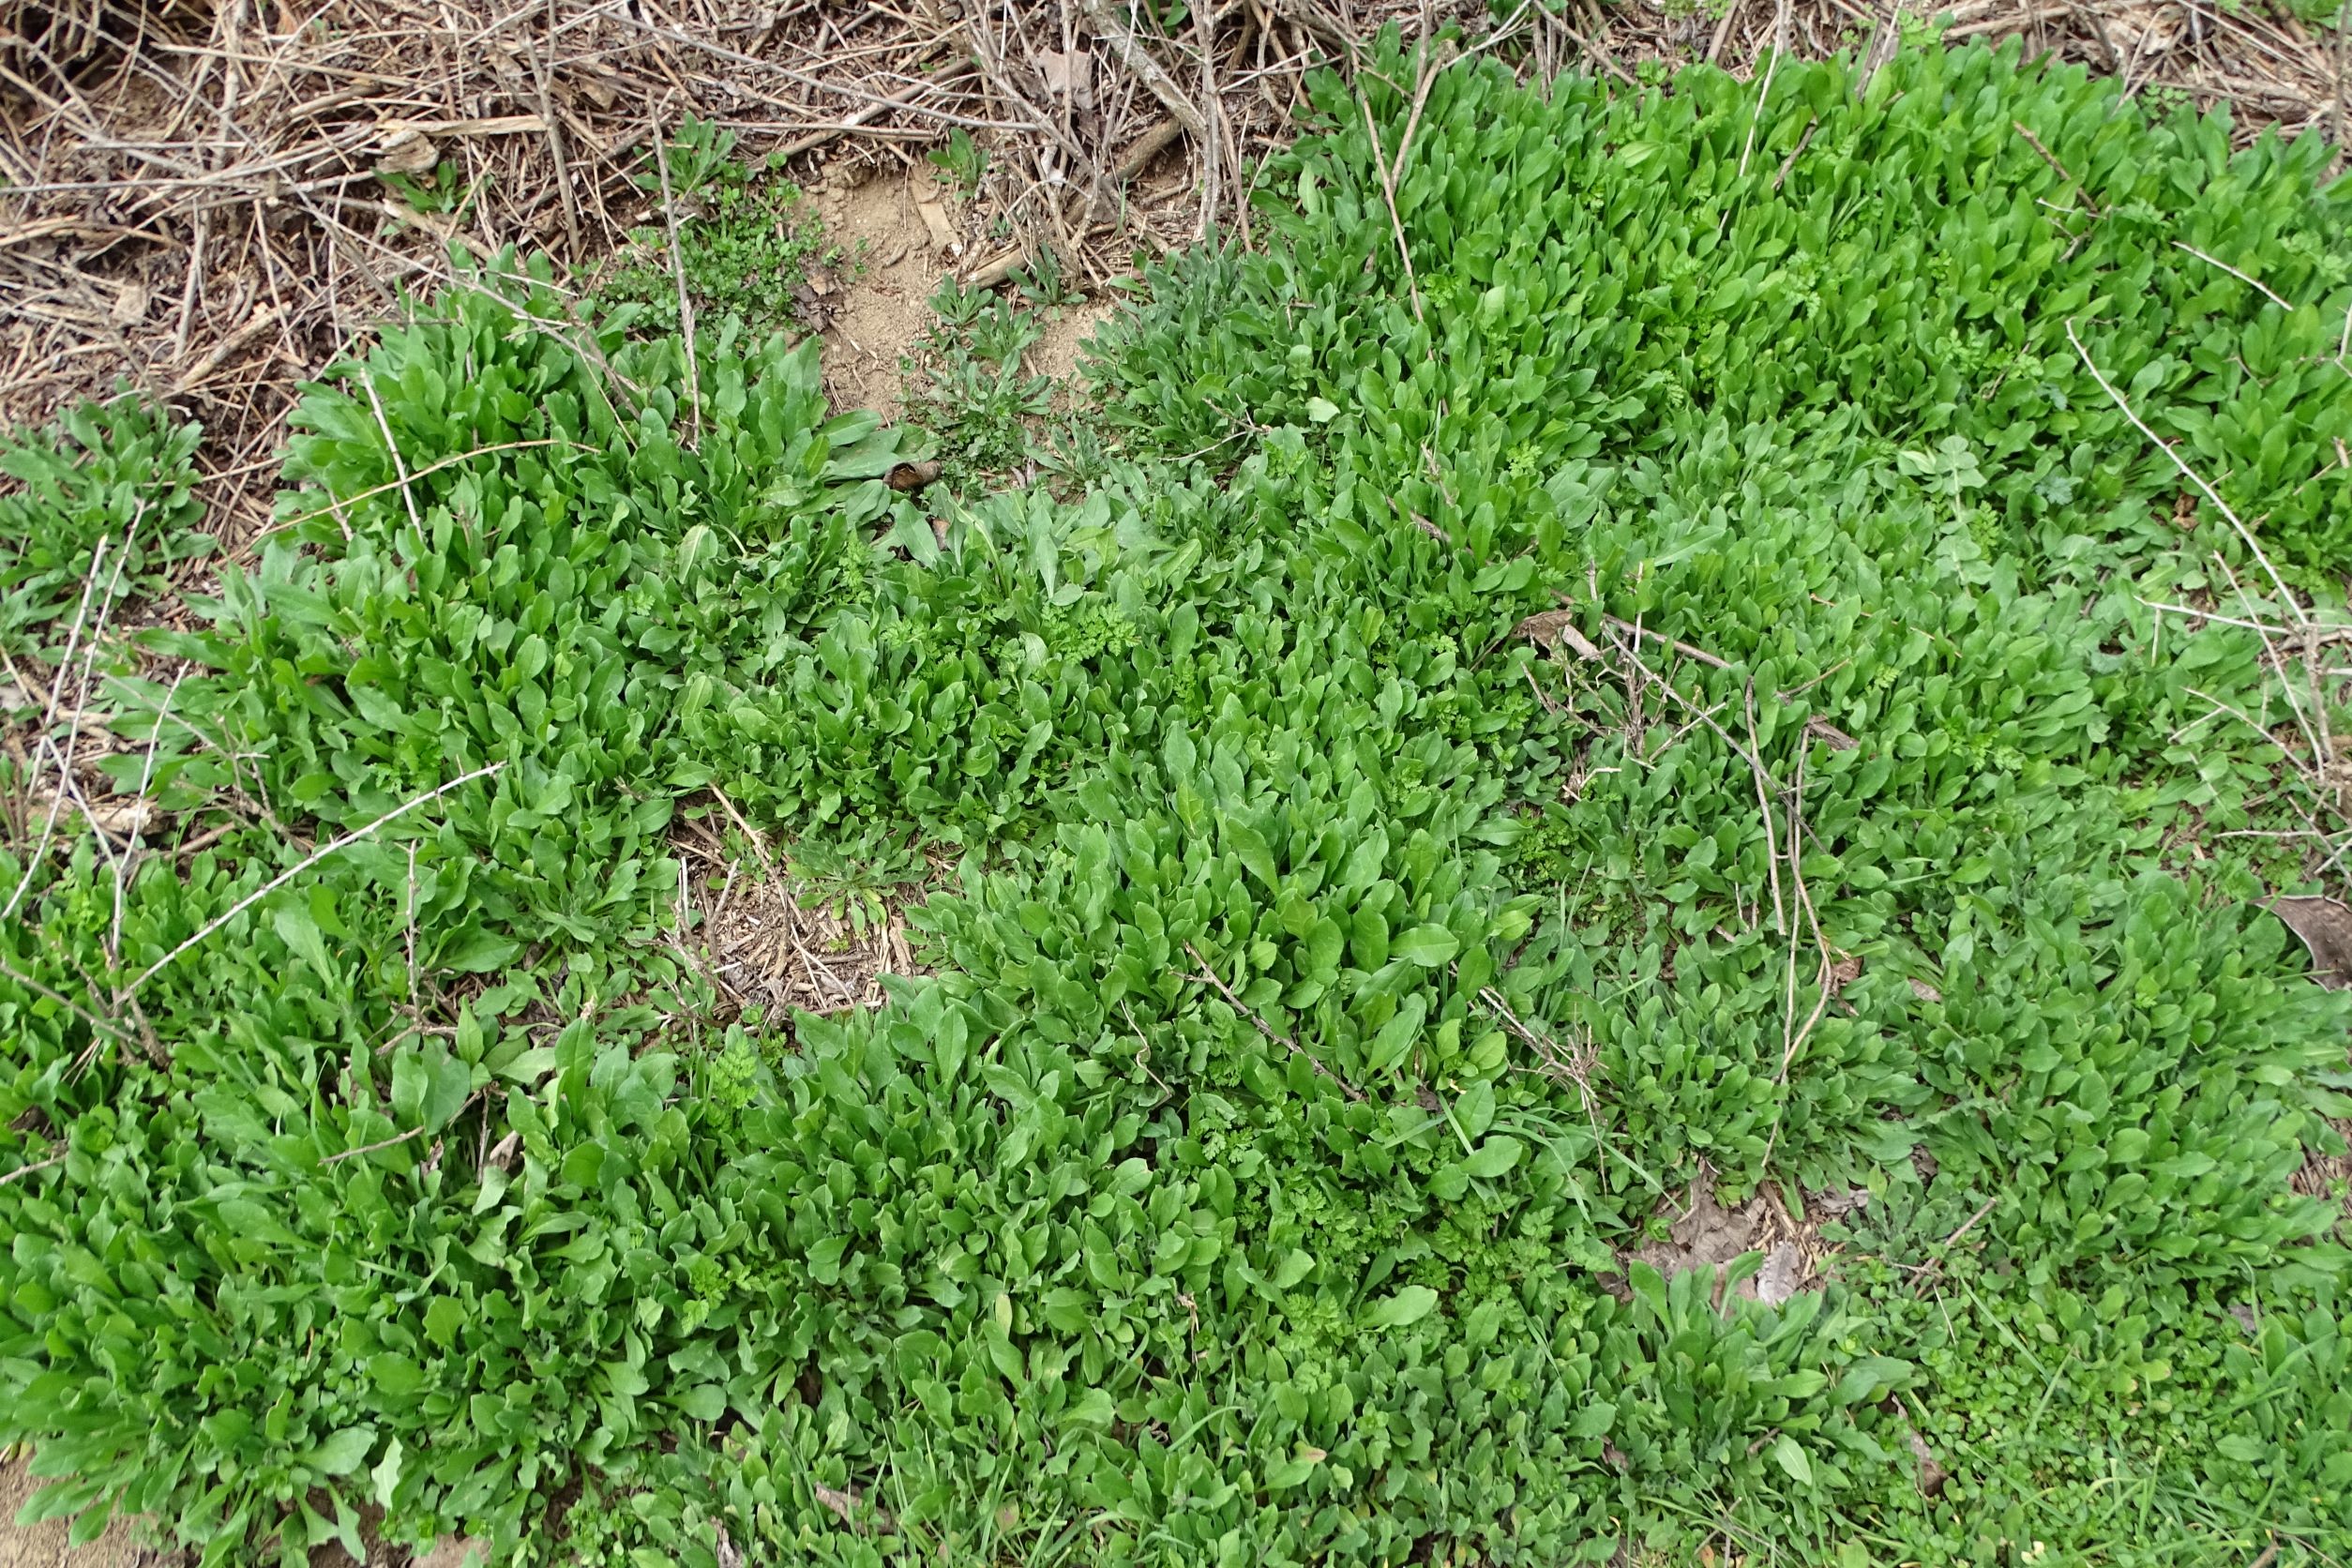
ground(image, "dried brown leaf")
xmin=376 ymin=128 xmax=440 ymax=175
xmin=1809 ymin=1186 xmax=1871 ymax=1218
xmin=1038 ymin=49 xmax=1093 ymax=105
xmin=915 ymin=197 xmax=957 ymax=255
xmin=2269 ymin=896 xmax=2352 ymax=989
xmin=1805 ymin=716 xmax=1858 ymax=750
xmin=1513 ymin=609 xmax=1603 ymax=661
xmin=1907 ymin=1428 xmax=1949 ymax=1497
xmin=1750 ymin=1242 xmax=1803 ymax=1305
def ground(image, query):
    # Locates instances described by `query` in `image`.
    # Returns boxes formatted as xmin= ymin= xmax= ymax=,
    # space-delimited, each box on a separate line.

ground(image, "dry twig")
xmin=1184 ymin=938 xmax=1364 ymax=1100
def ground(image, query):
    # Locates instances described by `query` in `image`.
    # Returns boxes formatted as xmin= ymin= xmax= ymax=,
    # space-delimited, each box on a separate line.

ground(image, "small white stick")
xmin=2171 ymin=242 xmax=2290 ymax=310
xmin=1738 ymin=0 xmax=1791 ymax=181
xmin=362 ymin=375 xmax=427 ymax=535
xmin=120 ymin=761 xmax=504 ymax=1002
xmin=2068 ymin=321 xmax=2304 ymax=626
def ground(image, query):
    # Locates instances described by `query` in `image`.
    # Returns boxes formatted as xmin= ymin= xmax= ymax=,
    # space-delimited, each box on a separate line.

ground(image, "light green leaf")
xmin=1226 ymin=821 xmax=1278 ymax=888
xmin=306 ymin=1426 xmax=375 ymax=1476
xmin=1771 ymin=1432 xmax=1814 ymax=1487
xmin=1463 ymin=1135 xmax=1523 ymax=1179
xmin=1363 ymin=1285 xmax=1440 ymax=1330
xmin=1062 ymin=1388 xmax=1115 ymax=1430
xmin=369 ymin=1437 xmax=406 ymax=1510
xmin=1391 ymin=924 xmax=1459 ymax=967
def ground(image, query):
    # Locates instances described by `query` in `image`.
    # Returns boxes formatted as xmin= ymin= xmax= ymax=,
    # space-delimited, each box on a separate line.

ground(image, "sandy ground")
xmin=0 ymin=1455 xmax=167 ymax=1568
xmin=813 ymin=160 xmax=1116 ymax=417
xmin=1 ymin=1450 xmax=488 ymax=1567
xmin=814 ymin=162 xmax=954 ymax=419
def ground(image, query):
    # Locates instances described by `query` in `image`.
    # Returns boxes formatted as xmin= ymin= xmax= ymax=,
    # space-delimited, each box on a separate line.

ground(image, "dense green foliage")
xmin=5 ymin=36 xmax=2352 ymax=1567
xmin=597 ymin=119 xmax=838 ymax=340
xmin=0 ymin=398 xmax=206 ymax=658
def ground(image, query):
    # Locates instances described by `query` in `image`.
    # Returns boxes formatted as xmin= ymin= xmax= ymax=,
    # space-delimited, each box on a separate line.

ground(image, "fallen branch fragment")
xmin=122 ymin=761 xmax=505 ymax=1001
xmin=1077 ymin=0 xmax=1212 ymax=136
xmin=1184 ymin=939 xmax=1364 ymax=1100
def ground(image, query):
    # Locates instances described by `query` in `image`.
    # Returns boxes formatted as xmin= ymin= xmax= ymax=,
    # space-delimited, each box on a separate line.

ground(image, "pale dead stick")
xmin=2209 ymin=550 xmax=2329 ymax=792
xmin=1196 ymin=0 xmax=1221 ymax=239
xmin=2 ymin=522 xmax=135 ymax=924
xmin=119 ymin=761 xmax=505 ymax=1003
xmin=2175 ymin=685 xmax=2275 ymax=748
xmin=110 ymin=668 xmax=188 ymax=965
xmin=2136 ymin=598 xmax=2316 ymax=639
xmin=708 ymin=782 xmax=781 ymax=884
xmin=2172 ymin=241 xmax=2289 ymax=310
xmin=249 ymin=439 xmax=597 ymax=546
xmin=1736 ymin=0 xmax=1791 ymax=182
xmin=532 ymin=0 xmax=581 ymax=255
xmin=1183 ymin=938 xmax=1364 ymax=1101
xmin=321 ymin=1086 xmax=487 ymax=1167
xmin=361 ymin=374 xmax=426 ymax=535
xmin=1907 ymin=1194 xmax=2002 ymax=1280
xmin=0 ymin=1147 xmax=69 ymax=1187
xmin=1605 ymin=611 xmax=1732 ymax=670
xmin=2067 ymin=320 xmax=2303 ymax=626
xmin=1476 ymin=983 xmax=1599 ymax=1129
xmin=320 ymin=1123 xmax=427 ymax=1166
xmin=604 ymin=12 xmax=1042 ymax=131
xmin=1777 ymin=746 xmax=1834 ymax=1082
xmin=1076 ymin=0 xmax=1208 ymax=137
xmin=773 ymin=57 xmax=979 ymax=161
xmin=1742 ymin=678 xmax=1787 ymax=935
xmin=649 ymin=99 xmax=702 ymax=449
xmin=1614 ymin=631 xmax=1830 ymax=1048
xmin=1356 ymin=36 xmax=1450 ymax=326
xmin=0 ymin=951 xmax=137 ymax=1051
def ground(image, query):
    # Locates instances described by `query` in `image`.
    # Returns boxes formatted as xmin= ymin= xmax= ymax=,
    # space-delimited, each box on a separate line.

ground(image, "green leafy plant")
xmin=927 ymin=128 xmax=989 ymax=195
xmin=379 ymin=158 xmax=481 ymax=219
xmin=901 ymin=280 xmax=1056 ymax=485
xmin=599 ymin=118 xmax=843 ymax=339
xmin=0 ymin=395 xmax=208 ymax=657
xmin=4 ymin=34 xmax=2352 ymax=1568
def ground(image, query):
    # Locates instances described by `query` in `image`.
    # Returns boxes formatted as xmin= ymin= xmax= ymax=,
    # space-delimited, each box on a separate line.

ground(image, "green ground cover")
xmin=4 ymin=34 xmax=2352 ymax=1567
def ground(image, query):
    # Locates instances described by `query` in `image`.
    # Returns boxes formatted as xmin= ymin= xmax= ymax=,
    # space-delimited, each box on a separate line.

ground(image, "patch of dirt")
xmin=699 ymin=869 xmax=925 ymax=1018
xmin=671 ymin=807 xmax=927 ymax=1018
xmin=2296 ymin=1131 xmax=2352 ymax=1231
xmin=0 ymin=1453 xmax=171 ymax=1568
xmin=1619 ymin=1179 xmax=1872 ymax=1307
xmin=1033 ymin=297 xmax=1117 ymax=390
xmin=813 ymin=166 xmax=959 ymax=422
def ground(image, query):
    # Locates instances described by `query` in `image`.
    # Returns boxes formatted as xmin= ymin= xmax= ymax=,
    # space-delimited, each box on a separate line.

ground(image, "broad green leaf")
xmin=1391 ymin=924 xmax=1459 ymax=967
xmin=1463 ymin=1135 xmax=1522 ymax=1179
xmin=305 ymin=1427 xmax=375 ymax=1477
xmin=1363 ymin=1285 xmax=1440 ymax=1330
xmin=1771 ymin=1433 xmax=1814 ymax=1487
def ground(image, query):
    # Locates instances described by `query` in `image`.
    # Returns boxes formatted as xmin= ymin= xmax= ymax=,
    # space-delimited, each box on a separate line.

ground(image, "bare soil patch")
xmin=813 ymin=165 xmax=957 ymax=421
xmin=0 ymin=1454 xmax=165 ymax=1568
xmin=1621 ymin=1178 xmax=1875 ymax=1306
